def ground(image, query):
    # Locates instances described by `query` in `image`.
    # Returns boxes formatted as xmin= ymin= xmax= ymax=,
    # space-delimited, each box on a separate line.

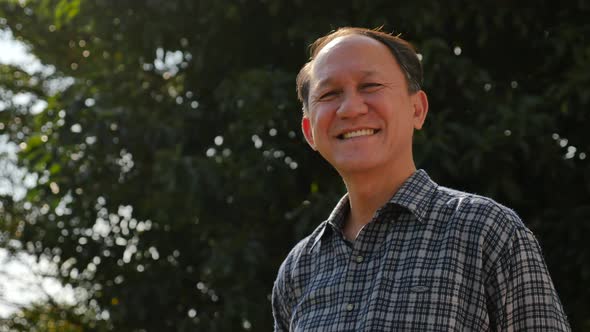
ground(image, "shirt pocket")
xmin=371 ymin=273 xmax=464 ymax=330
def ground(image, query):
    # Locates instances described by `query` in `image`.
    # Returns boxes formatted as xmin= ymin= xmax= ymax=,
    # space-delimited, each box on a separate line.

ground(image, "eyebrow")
xmin=313 ymin=70 xmax=380 ymax=91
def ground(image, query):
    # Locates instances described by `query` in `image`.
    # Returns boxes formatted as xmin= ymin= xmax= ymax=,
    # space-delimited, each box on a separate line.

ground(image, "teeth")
xmin=342 ymin=129 xmax=375 ymax=139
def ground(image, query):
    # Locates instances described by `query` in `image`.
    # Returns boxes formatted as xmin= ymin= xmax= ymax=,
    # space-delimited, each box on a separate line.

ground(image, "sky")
xmin=0 ymin=28 xmax=75 ymax=318
xmin=0 ymin=29 xmax=43 ymax=72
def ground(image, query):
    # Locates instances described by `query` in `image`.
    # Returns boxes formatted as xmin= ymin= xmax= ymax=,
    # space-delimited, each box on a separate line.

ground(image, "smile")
xmin=340 ymin=129 xmax=378 ymax=139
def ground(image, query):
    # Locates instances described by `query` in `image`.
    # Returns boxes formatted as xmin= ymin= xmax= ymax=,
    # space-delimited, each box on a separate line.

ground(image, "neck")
xmin=340 ymin=161 xmax=416 ymax=240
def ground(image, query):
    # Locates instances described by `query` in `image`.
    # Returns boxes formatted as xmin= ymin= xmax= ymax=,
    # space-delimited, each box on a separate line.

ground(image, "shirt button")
xmin=346 ymin=303 xmax=354 ymax=311
xmin=355 ymin=255 xmax=364 ymax=263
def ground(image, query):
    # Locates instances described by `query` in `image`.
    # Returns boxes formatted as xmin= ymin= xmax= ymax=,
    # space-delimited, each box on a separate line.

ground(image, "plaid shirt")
xmin=272 ymin=170 xmax=570 ymax=331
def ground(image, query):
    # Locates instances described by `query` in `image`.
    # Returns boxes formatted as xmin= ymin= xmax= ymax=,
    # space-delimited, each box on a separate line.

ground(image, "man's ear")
xmin=411 ymin=90 xmax=429 ymax=130
xmin=301 ymin=116 xmax=317 ymax=150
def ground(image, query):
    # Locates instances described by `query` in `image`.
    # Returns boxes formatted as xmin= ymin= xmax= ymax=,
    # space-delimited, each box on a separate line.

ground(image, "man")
xmin=272 ymin=27 xmax=570 ymax=331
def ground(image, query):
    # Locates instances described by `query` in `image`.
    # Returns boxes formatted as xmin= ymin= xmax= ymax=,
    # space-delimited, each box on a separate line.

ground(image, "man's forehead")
xmin=315 ymin=34 xmax=382 ymax=59
xmin=309 ymin=35 xmax=398 ymax=89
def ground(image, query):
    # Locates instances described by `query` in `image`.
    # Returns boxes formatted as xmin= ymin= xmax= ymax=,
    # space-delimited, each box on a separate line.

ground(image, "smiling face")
xmin=302 ymin=34 xmax=428 ymax=176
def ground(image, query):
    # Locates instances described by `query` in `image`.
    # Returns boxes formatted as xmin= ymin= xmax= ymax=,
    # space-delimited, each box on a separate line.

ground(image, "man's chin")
xmin=332 ymin=158 xmax=382 ymax=175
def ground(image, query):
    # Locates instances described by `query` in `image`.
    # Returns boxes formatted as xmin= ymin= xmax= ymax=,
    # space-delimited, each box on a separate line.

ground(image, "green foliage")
xmin=0 ymin=0 xmax=589 ymax=330
xmin=0 ymin=302 xmax=110 ymax=331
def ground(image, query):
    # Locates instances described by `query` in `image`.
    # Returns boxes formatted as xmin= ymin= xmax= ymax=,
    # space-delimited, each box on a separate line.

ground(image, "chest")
xmin=289 ymin=221 xmax=489 ymax=331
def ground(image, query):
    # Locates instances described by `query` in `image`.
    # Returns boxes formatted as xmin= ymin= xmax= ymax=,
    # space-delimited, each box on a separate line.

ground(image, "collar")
xmin=308 ymin=169 xmax=438 ymax=253
xmin=387 ymin=169 xmax=438 ymax=224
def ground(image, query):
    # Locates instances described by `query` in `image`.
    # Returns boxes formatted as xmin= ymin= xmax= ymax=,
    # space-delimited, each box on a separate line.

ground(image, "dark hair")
xmin=296 ymin=27 xmax=423 ymax=113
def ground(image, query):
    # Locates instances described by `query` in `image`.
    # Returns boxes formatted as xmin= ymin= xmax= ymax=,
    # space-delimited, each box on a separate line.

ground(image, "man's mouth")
xmin=339 ymin=129 xmax=379 ymax=139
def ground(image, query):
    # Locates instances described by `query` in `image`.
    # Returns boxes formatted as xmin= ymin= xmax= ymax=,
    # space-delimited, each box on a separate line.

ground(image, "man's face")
xmin=302 ymin=34 xmax=428 ymax=176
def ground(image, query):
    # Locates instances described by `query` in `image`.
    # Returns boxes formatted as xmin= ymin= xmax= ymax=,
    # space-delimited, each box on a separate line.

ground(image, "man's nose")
xmin=336 ymin=91 xmax=368 ymax=118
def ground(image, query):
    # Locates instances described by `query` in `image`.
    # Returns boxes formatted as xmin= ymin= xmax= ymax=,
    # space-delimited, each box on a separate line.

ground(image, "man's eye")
xmin=361 ymin=83 xmax=382 ymax=90
xmin=319 ymin=91 xmax=338 ymax=100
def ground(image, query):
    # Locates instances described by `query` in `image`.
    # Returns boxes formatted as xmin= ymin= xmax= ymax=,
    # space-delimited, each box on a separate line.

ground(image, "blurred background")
xmin=0 ymin=0 xmax=588 ymax=331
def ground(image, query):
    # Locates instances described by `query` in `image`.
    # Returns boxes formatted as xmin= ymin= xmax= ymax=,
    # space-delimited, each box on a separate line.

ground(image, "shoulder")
xmin=276 ymin=221 xmax=328 ymax=281
xmin=432 ymin=186 xmax=530 ymax=254
xmin=433 ymin=185 xmax=525 ymax=231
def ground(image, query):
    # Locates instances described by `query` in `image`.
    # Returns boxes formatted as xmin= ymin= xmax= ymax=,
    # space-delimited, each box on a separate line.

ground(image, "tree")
xmin=0 ymin=0 xmax=588 ymax=330
xmin=0 ymin=302 xmax=110 ymax=332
